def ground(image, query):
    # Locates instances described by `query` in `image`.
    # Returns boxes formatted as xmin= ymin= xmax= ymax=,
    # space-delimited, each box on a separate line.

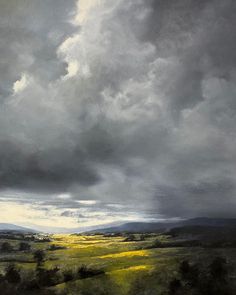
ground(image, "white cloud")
xmin=76 ymin=200 xmax=98 ymax=205
xmin=57 ymin=193 xmax=71 ymax=200
xmin=65 ymin=60 xmax=79 ymax=78
xmin=13 ymin=73 xmax=29 ymax=94
xmin=74 ymin=0 xmax=103 ymax=25
xmin=0 ymin=201 xmax=77 ymax=229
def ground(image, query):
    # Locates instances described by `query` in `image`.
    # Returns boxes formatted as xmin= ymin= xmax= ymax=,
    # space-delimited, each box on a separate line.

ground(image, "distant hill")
xmin=0 ymin=223 xmax=36 ymax=232
xmin=84 ymin=218 xmax=236 ymax=234
xmin=180 ymin=217 xmax=236 ymax=227
xmin=87 ymin=222 xmax=171 ymax=234
xmin=167 ymin=225 xmax=236 ymax=239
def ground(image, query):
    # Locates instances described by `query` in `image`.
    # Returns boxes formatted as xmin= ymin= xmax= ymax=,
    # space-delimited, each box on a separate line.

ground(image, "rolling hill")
xmin=84 ymin=218 xmax=236 ymax=234
xmin=0 ymin=223 xmax=36 ymax=232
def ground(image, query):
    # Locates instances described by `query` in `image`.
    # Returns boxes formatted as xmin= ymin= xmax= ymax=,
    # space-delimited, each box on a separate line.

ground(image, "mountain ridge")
xmin=83 ymin=217 xmax=236 ymax=234
xmin=1 ymin=218 xmax=236 ymax=234
xmin=0 ymin=223 xmax=36 ymax=232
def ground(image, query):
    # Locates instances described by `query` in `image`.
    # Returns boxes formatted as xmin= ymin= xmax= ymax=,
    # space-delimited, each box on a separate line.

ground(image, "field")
xmin=0 ymin=233 xmax=236 ymax=294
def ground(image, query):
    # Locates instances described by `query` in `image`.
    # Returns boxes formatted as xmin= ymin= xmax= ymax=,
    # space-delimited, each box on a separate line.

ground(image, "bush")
xmin=5 ymin=264 xmax=21 ymax=285
xmin=63 ymin=269 xmax=74 ymax=282
xmin=0 ymin=281 xmax=19 ymax=295
xmin=152 ymin=239 xmax=163 ymax=248
xmin=168 ymin=278 xmax=182 ymax=295
xmin=209 ymin=257 xmax=227 ymax=280
xmin=36 ymin=266 xmax=61 ymax=287
xmin=18 ymin=242 xmax=31 ymax=251
xmin=77 ymin=265 xmax=105 ymax=279
xmin=179 ymin=260 xmax=199 ymax=287
xmin=139 ymin=234 xmax=146 ymax=241
xmin=34 ymin=250 xmax=45 ymax=266
xmin=1 ymin=242 xmax=13 ymax=252
xmin=168 ymin=256 xmax=234 ymax=295
xmin=123 ymin=234 xmax=136 ymax=242
xmin=48 ymin=244 xmax=66 ymax=251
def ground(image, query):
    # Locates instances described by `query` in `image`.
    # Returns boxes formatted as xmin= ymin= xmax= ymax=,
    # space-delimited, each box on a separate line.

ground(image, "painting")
xmin=0 ymin=1 xmax=236 ymax=294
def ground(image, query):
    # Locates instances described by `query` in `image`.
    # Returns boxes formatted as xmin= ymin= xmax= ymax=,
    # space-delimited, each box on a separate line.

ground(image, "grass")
xmin=1 ymin=233 xmax=236 ymax=294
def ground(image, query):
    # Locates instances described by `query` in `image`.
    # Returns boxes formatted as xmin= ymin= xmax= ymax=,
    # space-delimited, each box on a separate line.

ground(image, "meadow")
xmin=0 ymin=233 xmax=236 ymax=294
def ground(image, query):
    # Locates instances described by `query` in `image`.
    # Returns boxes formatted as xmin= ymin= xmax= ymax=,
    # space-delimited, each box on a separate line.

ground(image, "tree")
xmin=34 ymin=250 xmax=45 ymax=266
xmin=179 ymin=260 xmax=199 ymax=287
xmin=4 ymin=264 xmax=21 ymax=285
xmin=124 ymin=234 xmax=136 ymax=242
xmin=139 ymin=234 xmax=146 ymax=241
xmin=209 ymin=257 xmax=227 ymax=280
xmin=36 ymin=266 xmax=60 ymax=287
xmin=179 ymin=260 xmax=191 ymax=277
xmin=1 ymin=242 xmax=13 ymax=252
xmin=168 ymin=278 xmax=182 ymax=295
xmin=77 ymin=264 xmax=105 ymax=279
xmin=63 ymin=269 xmax=74 ymax=282
xmin=168 ymin=257 xmax=233 ymax=295
xmin=19 ymin=242 xmax=31 ymax=251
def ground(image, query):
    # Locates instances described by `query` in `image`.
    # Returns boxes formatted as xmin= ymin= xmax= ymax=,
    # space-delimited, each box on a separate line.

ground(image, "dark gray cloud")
xmin=0 ymin=0 xmax=236 ymax=221
xmin=0 ymin=0 xmax=77 ymax=100
xmin=0 ymin=140 xmax=100 ymax=191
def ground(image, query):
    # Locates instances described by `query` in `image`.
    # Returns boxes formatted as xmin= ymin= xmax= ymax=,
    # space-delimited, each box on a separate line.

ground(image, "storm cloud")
xmin=0 ymin=0 xmax=236 ymax=227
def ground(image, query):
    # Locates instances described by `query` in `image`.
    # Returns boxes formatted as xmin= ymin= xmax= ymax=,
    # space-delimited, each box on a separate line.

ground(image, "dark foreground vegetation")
xmin=128 ymin=256 xmax=236 ymax=295
xmin=0 ymin=256 xmax=105 ymax=294
xmin=0 ymin=255 xmax=235 ymax=295
xmin=167 ymin=257 xmax=235 ymax=295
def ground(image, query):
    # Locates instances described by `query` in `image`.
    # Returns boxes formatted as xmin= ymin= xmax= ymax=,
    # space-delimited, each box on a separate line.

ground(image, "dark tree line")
xmin=1 ymin=241 xmax=31 ymax=252
xmin=168 ymin=257 xmax=235 ymax=295
xmin=0 ymin=249 xmax=105 ymax=295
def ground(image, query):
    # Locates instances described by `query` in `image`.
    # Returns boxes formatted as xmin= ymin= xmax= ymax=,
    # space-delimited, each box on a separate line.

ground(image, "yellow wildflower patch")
xmin=99 ymin=249 xmax=149 ymax=259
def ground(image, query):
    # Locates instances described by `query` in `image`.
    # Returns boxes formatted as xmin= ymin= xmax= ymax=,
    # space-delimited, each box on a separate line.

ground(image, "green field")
xmin=0 ymin=233 xmax=236 ymax=294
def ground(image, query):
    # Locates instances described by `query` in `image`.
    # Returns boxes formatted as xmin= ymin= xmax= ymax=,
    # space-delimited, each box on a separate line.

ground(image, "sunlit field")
xmin=0 ymin=233 xmax=181 ymax=294
xmin=1 ymin=233 xmax=236 ymax=294
xmin=49 ymin=234 xmax=177 ymax=294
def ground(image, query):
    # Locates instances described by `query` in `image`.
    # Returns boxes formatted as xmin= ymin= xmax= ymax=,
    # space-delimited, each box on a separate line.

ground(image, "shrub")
xmin=168 ymin=256 xmax=234 ymax=295
xmin=1 ymin=242 xmax=13 ymax=252
xmin=34 ymin=250 xmax=45 ymax=266
xmin=63 ymin=269 xmax=74 ymax=282
xmin=168 ymin=278 xmax=182 ymax=295
xmin=139 ymin=234 xmax=146 ymax=241
xmin=77 ymin=265 xmax=105 ymax=279
xmin=209 ymin=257 xmax=228 ymax=280
xmin=36 ymin=266 xmax=61 ymax=287
xmin=179 ymin=260 xmax=199 ymax=287
xmin=18 ymin=242 xmax=31 ymax=251
xmin=5 ymin=264 xmax=21 ymax=285
xmin=123 ymin=234 xmax=136 ymax=242
xmin=48 ymin=244 xmax=66 ymax=251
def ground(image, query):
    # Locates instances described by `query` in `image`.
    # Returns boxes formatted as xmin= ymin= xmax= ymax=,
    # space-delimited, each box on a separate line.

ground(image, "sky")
xmin=0 ymin=0 xmax=236 ymax=231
